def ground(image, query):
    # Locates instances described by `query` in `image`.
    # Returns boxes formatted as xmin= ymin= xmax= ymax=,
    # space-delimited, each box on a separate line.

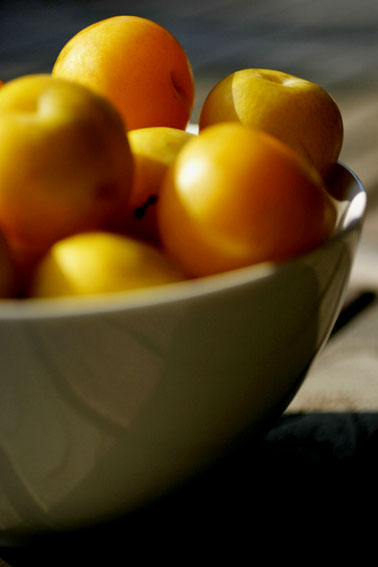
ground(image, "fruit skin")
xmin=0 ymin=74 xmax=133 ymax=268
xmin=30 ymin=231 xmax=186 ymax=298
xmin=199 ymin=68 xmax=343 ymax=177
xmin=53 ymin=15 xmax=195 ymax=131
xmin=126 ymin=126 xmax=194 ymax=244
xmin=0 ymin=228 xmax=15 ymax=298
xmin=157 ymin=122 xmax=336 ymax=278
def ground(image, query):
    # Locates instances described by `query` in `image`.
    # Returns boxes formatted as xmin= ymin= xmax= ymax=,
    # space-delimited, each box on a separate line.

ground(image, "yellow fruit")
xmin=30 ymin=231 xmax=186 ymax=298
xmin=199 ymin=68 xmax=343 ymax=177
xmin=53 ymin=15 xmax=195 ymax=131
xmin=126 ymin=126 xmax=194 ymax=244
xmin=157 ymin=122 xmax=336 ymax=277
xmin=0 ymin=74 xmax=133 ymax=270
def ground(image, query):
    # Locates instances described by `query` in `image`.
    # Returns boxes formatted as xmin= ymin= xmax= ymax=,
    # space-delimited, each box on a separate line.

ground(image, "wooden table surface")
xmin=0 ymin=0 xmax=378 ymax=562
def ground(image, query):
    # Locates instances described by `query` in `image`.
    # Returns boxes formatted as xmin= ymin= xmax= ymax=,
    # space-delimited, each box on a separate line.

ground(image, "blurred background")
xmin=1 ymin=0 xmax=378 ymax=198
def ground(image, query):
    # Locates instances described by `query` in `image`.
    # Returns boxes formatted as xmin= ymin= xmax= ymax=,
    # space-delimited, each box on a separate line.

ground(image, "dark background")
xmin=1 ymin=0 xmax=378 ymax=121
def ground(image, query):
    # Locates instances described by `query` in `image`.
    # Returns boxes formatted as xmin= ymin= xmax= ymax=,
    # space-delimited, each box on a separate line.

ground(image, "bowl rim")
xmin=0 ymin=162 xmax=366 ymax=322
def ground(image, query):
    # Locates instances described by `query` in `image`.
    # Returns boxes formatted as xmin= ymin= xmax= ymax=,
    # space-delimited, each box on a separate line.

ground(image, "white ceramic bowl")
xmin=0 ymin=162 xmax=366 ymax=539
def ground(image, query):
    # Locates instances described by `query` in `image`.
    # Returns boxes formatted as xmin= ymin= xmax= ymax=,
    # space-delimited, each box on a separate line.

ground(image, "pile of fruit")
xmin=0 ymin=15 xmax=343 ymax=300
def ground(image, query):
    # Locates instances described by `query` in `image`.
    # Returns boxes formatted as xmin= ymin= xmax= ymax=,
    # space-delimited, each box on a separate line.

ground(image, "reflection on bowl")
xmin=0 ymin=162 xmax=366 ymax=539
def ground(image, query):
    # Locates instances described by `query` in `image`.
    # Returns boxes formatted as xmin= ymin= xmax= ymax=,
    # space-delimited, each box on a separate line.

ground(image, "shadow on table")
xmin=1 ymin=410 xmax=378 ymax=563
